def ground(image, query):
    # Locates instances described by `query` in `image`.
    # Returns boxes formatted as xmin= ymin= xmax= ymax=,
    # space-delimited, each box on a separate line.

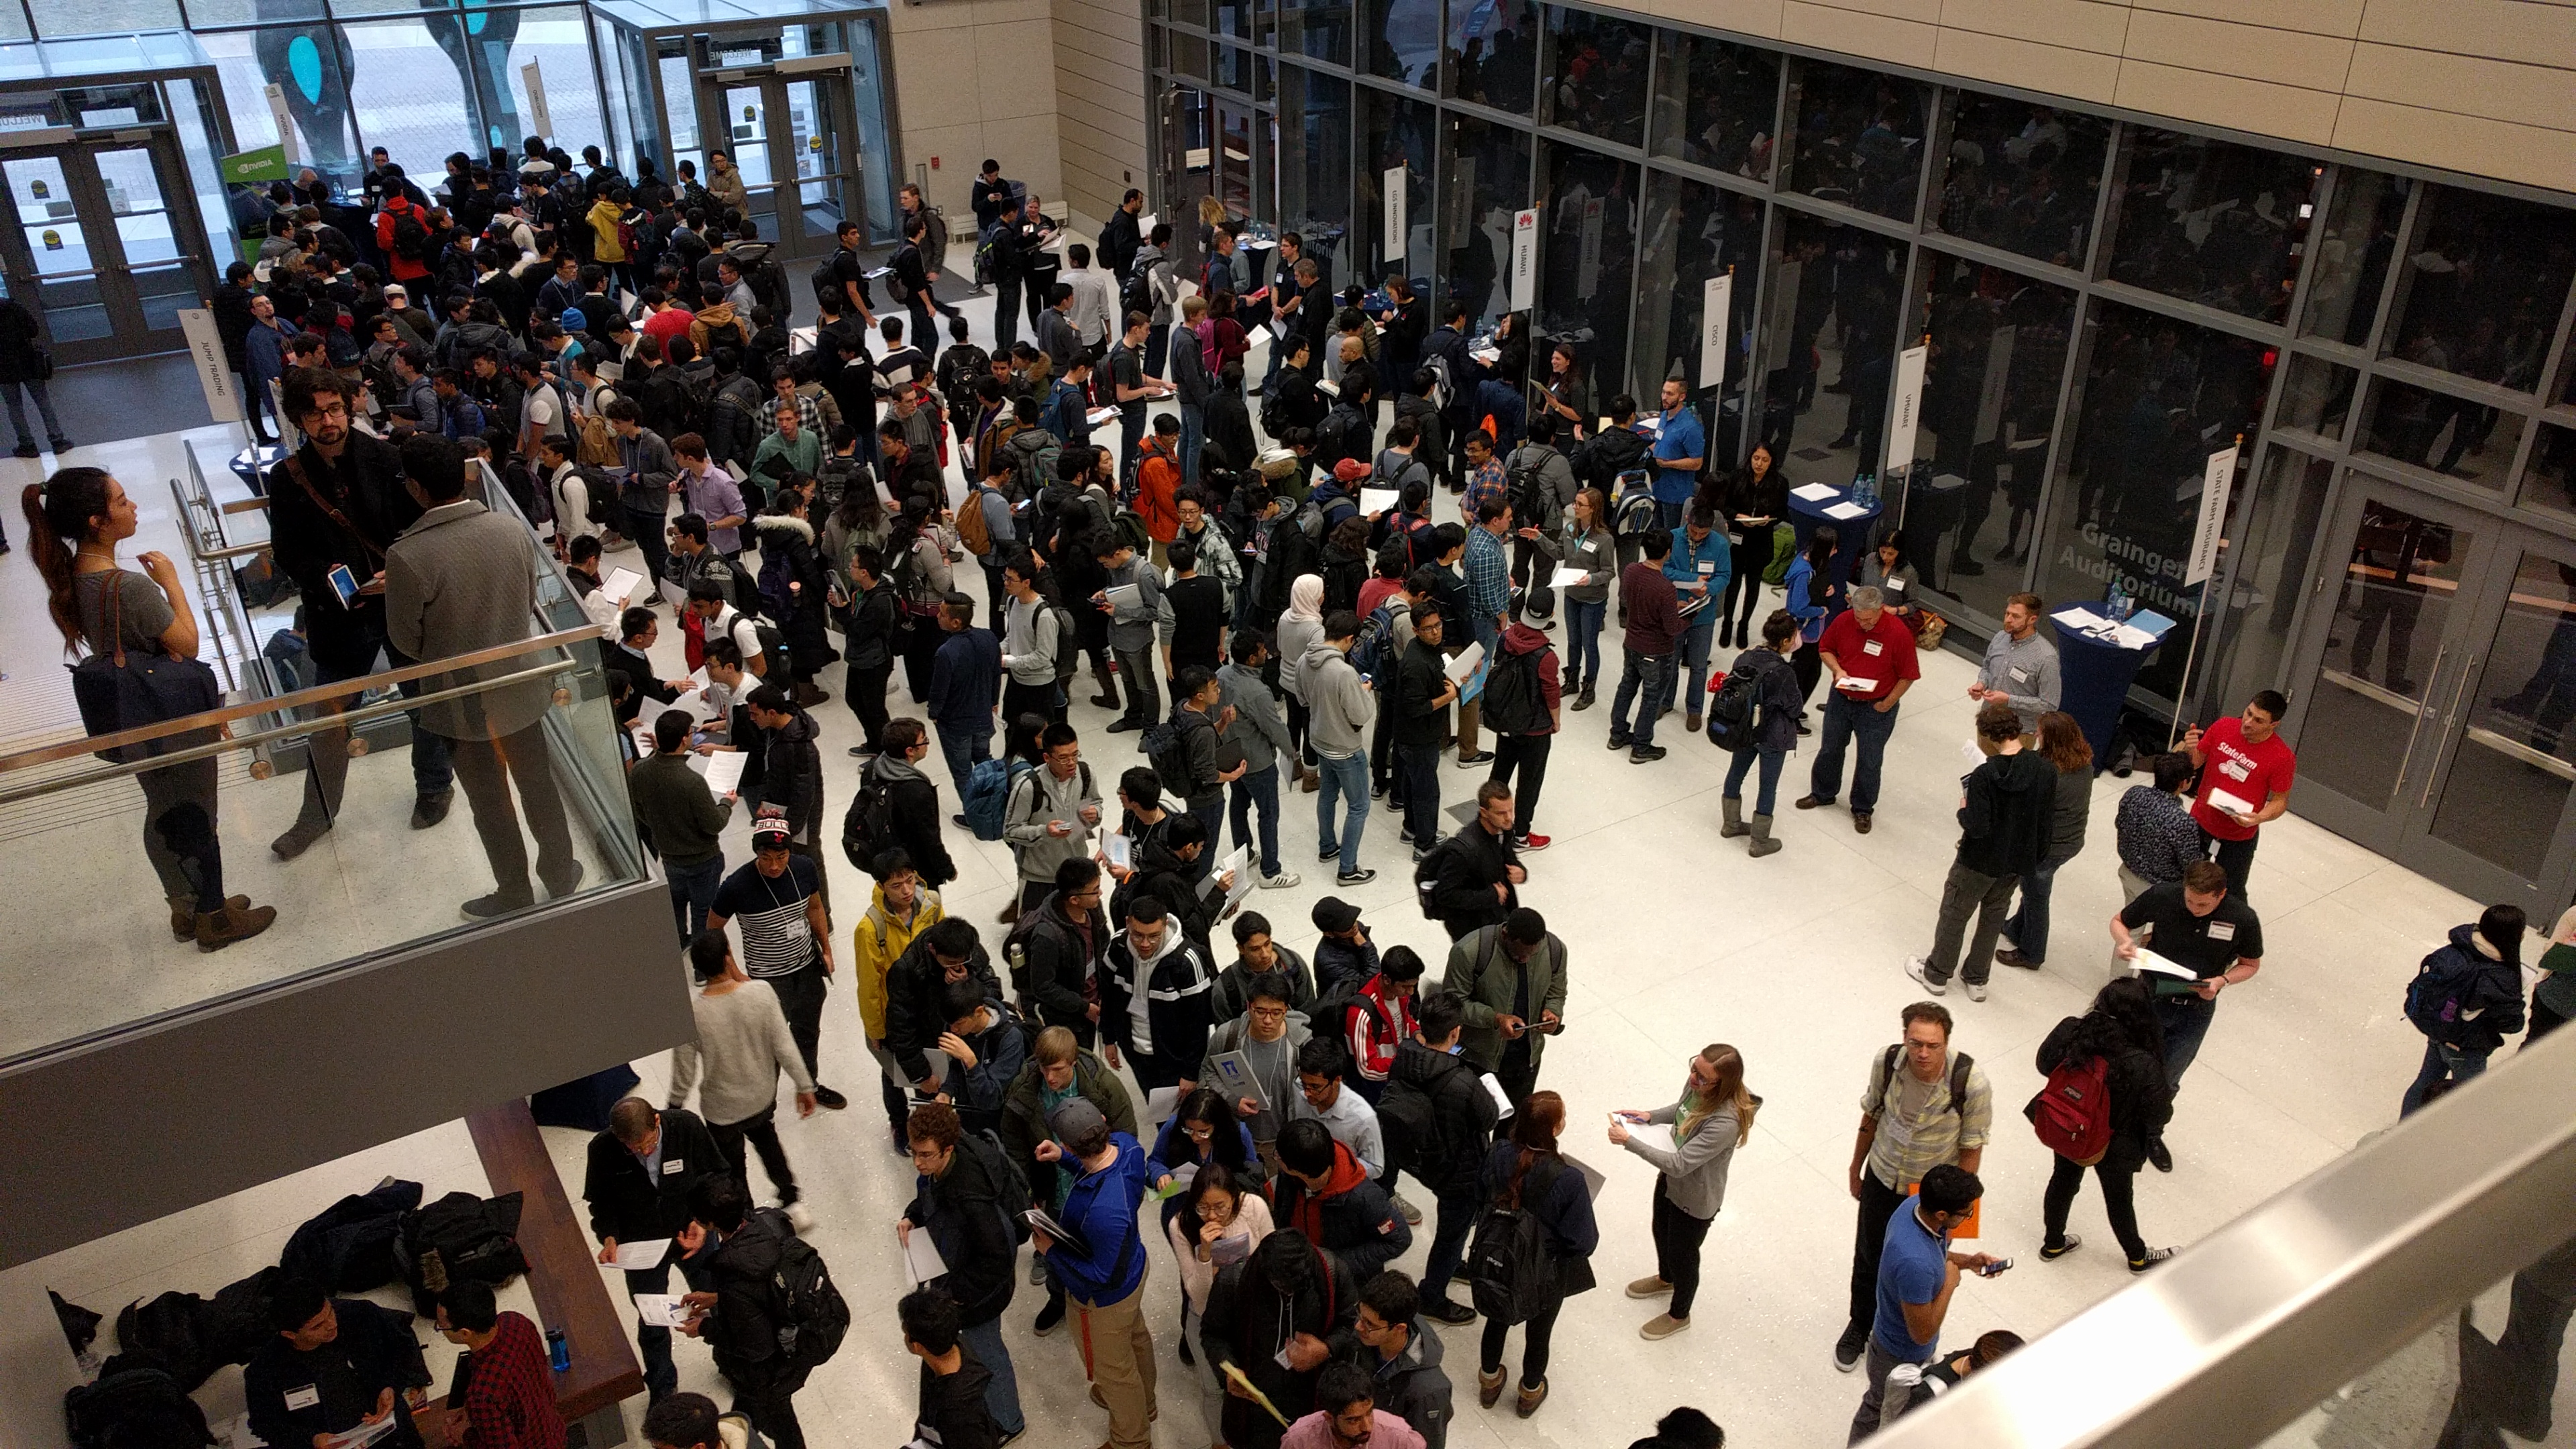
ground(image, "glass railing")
xmin=1868 ymin=1021 xmax=2576 ymax=1448
xmin=0 ymin=460 xmax=647 ymax=1069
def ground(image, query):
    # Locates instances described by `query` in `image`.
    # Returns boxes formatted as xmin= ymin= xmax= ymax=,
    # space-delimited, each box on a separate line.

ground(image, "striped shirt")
xmin=1859 ymin=1048 xmax=1992 ymax=1191
xmin=712 ymin=856 xmax=820 ymax=978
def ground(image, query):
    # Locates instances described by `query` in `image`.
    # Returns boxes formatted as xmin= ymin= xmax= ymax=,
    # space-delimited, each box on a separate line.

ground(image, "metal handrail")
xmin=0 ymin=623 xmax=605 ymax=775
xmin=1871 ymin=1019 xmax=2576 ymax=1449
xmin=0 ymin=659 xmax=581 ymax=806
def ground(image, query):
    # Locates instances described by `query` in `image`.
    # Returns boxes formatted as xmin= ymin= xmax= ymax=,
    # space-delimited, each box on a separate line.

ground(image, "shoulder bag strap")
xmin=283 ymin=454 xmax=386 ymax=567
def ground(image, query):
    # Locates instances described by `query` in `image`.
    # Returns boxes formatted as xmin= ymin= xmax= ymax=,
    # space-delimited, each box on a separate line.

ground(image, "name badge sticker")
xmin=286 ymin=1386 xmax=321 ymax=1412
xmin=1862 ymin=640 xmax=1884 ymax=657
xmin=2208 ymin=921 xmax=2236 ymax=942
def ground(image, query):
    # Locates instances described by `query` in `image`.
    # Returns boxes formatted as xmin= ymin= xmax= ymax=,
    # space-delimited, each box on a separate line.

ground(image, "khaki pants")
xmin=1074 ymin=1273 xmax=1157 ymax=1449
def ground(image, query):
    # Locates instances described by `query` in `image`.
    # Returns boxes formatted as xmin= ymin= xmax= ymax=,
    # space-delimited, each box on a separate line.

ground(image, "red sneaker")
xmin=1515 ymin=833 xmax=1552 ymax=851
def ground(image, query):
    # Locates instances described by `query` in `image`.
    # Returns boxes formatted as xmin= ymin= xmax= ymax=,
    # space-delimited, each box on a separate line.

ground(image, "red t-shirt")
xmin=1817 ymin=608 xmax=1921 ymax=702
xmin=1356 ymin=575 xmax=1404 ymax=620
xmin=2189 ymin=715 xmax=2296 ymax=840
xmin=643 ymin=307 xmax=696 ymax=346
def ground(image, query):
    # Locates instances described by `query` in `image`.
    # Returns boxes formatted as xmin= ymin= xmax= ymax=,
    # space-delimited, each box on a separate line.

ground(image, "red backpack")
xmin=2030 ymin=1054 xmax=2114 ymax=1165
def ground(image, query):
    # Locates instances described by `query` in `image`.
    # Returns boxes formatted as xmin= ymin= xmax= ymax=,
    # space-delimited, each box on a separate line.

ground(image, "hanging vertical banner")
xmin=1760 ymin=257 xmax=1802 ymax=370
xmin=521 ymin=60 xmax=553 ymax=140
xmin=1883 ymin=343 xmax=1929 ymax=476
xmin=262 ymin=83 xmax=297 ymax=164
xmin=2186 ymin=445 xmax=2238 ymax=585
xmin=1509 ymin=209 xmax=1538 ymax=313
xmin=1699 ymin=272 xmax=1732 ymax=391
xmin=1383 ymin=165 xmax=1406 ymax=263
xmin=1973 ymin=325 xmax=2016 ymax=446
xmin=178 ymin=309 xmax=243 ymax=424
xmin=1576 ymin=196 xmax=1604 ymax=299
xmin=1446 ymin=155 xmax=1474 ymax=248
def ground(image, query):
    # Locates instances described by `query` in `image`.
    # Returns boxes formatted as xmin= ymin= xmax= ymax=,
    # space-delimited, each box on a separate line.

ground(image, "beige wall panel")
xmin=2343 ymin=44 xmax=2576 ymax=133
xmin=1780 ymin=1 xmax=1937 ymax=65
xmin=1641 ymin=0 xmax=1786 ymax=33
xmin=2333 ymin=96 xmax=2576 ymax=195
xmin=1933 ymin=25 xmax=2123 ymax=102
xmin=1936 ymin=0 xmax=2130 ymax=56
xmin=2111 ymin=56 xmax=2342 ymax=142
xmin=2355 ymin=0 xmax=2576 ymax=62
xmin=2129 ymin=0 xmax=2364 ymax=38
xmin=2121 ymin=8 xmax=2357 ymax=90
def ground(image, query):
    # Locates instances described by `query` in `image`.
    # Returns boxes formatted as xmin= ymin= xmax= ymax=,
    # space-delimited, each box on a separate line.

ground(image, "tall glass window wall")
xmin=1147 ymin=0 xmax=2576 ymax=729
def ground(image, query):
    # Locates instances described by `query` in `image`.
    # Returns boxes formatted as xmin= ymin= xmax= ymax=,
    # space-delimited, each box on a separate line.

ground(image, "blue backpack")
xmin=962 ymin=757 xmax=1028 ymax=841
xmin=1352 ymin=598 xmax=1410 ymax=686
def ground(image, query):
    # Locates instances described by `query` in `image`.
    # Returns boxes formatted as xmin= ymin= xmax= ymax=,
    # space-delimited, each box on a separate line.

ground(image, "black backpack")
xmin=1505 ymin=448 xmax=1550 ymax=527
xmin=967 ymin=1128 xmax=1034 ymax=1244
xmin=390 ymin=208 xmax=432 ymax=263
xmin=753 ymin=1208 xmax=851 ymax=1373
xmin=64 ymin=1368 xmax=213 ymax=1449
xmin=1479 ymin=647 xmax=1547 ymax=736
xmin=841 ymin=769 xmax=897 ymax=872
xmin=1352 ymin=598 xmax=1409 ymax=686
xmin=810 ymin=252 xmax=847 ymax=310
xmin=396 ymin=1191 xmax=527 ymax=1316
xmin=1259 ymin=383 xmax=1289 ymax=438
xmin=1705 ymin=655 xmax=1763 ymax=751
xmin=1142 ymin=714 xmax=1200 ymax=799
xmin=1411 ymin=834 xmax=1468 ymax=922
xmin=2404 ymin=946 xmax=2489 ymax=1042
xmin=1466 ymin=1157 xmax=1567 ymax=1326
xmin=1120 ymin=266 xmax=1155 ymax=321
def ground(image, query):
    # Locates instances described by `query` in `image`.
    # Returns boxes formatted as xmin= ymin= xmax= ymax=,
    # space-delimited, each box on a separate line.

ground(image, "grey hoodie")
xmin=1218 ymin=660 xmax=1295 ymax=774
xmin=1301 ymin=639 xmax=1375 ymax=759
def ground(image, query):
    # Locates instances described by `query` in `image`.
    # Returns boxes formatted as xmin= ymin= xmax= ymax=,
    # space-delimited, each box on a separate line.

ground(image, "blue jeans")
xmin=1188 ymin=796 xmax=1225 ymax=879
xmin=1680 ymin=617 xmax=1717 ymax=702
xmin=1656 ymin=496 xmax=1686 ymax=531
xmin=1179 ymin=401 xmax=1204 ymax=488
xmin=1395 ymin=742 xmax=1442 ymax=847
xmin=1564 ymin=598 xmax=1605 ymax=692
xmin=1809 ymin=691 xmax=1900 ymax=812
xmin=957 ymin=1313 xmax=1027 ymax=1436
xmin=2401 ymin=1038 xmax=2489 ymax=1116
xmin=1230 ymin=763 xmax=1284 ymax=876
xmin=665 ymin=853 xmax=724 ymax=945
xmin=1315 ymin=751 xmax=1371 ymax=875
xmin=935 ymin=722 xmax=991 ymax=800
xmin=1724 ymin=745 xmax=1785 ymax=814
xmin=2157 ymin=995 xmax=2218 ymax=1093
xmin=2002 ymin=847 xmax=2076 ymax=963
xmin=1610 ymin=647 xmax=1676 ymax=747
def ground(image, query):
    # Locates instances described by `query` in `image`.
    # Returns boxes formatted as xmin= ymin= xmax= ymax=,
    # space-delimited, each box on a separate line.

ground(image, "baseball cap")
xmin=1046 ymin=1098 xmax=1106 ymax=1143
xmin=1310 ymin=896 xmax=1360 ymax=933
xmin=1332 ymin=458 xmax=1371 ymax=483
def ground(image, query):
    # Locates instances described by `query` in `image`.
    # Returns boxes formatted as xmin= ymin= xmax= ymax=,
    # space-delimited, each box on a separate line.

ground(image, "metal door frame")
xmin=0 ymin=128 xmax=210 ymax=365
xmin=2280 ymin=469 xmax=2523 ymax=865
xmin=695 ymin=61 xmax=859 ymax=264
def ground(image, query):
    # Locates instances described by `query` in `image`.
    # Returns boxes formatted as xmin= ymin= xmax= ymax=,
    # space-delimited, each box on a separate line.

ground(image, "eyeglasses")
xmin=301 ymin=402 xmax=351 ymax=421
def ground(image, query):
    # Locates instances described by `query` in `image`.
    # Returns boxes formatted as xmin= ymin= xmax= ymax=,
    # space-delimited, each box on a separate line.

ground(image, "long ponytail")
xmin=24 ymin=468 xmax=115 ymax=653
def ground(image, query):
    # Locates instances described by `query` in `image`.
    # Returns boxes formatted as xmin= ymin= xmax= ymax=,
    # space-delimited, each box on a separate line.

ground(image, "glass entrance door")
xmin=2286 ymin=479 xmax=2576 ymax=910
xmin=694 ymin=70 xmax=861 ymax=262
xmin=0 ymin=137 xmax=205 ymax=365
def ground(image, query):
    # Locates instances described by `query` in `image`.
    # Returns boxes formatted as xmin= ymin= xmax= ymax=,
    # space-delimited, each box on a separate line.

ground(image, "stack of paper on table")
xmin=2110 ymin=623 xmax=2161 ymax=649
xmin=1790 ymin=482 xmax=1840 ymax=502
xmin=2056 ymin=606 xmax=2114 ymax=633
xmin=1823 ymin=500 xmax=1870 ymax=520
xmin=1444 ymin=641 xmax=1485 ymax=682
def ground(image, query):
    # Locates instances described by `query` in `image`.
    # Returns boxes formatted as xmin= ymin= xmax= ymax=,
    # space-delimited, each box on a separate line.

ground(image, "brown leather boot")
xmin=195 ymin=900 xmax=279 ymax=952
xmin=170 ymin=896 xmax=252 ymax=938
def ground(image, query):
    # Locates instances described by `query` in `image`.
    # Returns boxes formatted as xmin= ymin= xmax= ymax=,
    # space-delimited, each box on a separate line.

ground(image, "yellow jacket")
xmin=854 ymin=884 xmax=944 ymax=1040
xmin=589 ymin=197 xmax=628 ymax=264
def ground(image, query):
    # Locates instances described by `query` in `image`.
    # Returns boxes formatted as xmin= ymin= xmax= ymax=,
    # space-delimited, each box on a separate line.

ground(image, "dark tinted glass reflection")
xmin=1787 ymin=59 xmax=1929 ymax=222
xmin=2299 ymin=168 xmax=2407 ymax=346
xmin=1442 ymin=113 xmax=1532 ymax=331
xmin=1934 ymin=93 xmax=2106 ymax=269
xmin=2108 ymin=130 xmax=2315 ymax=323
xmin=1275 ymin=66 xmax=1352 ymax=290
xmin=1360 ymin=0 xmax=1440 ymax=88
xmin=2525 ymin=426 xmax=2576 ymax=523
xmin=1279 ymin=0 xmax=1351 ymax=65
xmin=1540 ymin=5 xmax=1650 ymax=148
xmin=1360 ymin=89 xmax=1438 ymax=288
xmin=1760 ymin=216 xmax=1908 ymax=492
xmin=1536 ymin=146 xmax=1640 ymax=398
xmin=1647 ymin=31 xmax=1778 ymax=181
xmin=1634 ymin=170 xmax=1766 ymax=406
xmin=2277 ymin=352 xmax=2358 ymax=441
xmin=2358 ymin=376 xmax=2524 ymax=494
xmin=2389 ymin=186 xmax=2576 ymax=391
xmin=1444 ymin=0 xmax=1538 ymax=114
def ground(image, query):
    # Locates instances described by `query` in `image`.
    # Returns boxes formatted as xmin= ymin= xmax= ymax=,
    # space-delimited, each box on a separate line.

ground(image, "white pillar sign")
xmin=522 ymin=60 xmax=553 ymax=140
xmin=2186 ymin=445 xmax=2238 ymax=585
xmin=262 ymin=83 xmax=297 ymax=164
xmin=1884 ymin=343 xmax=1928 ymax=476
xmin=1974 ymin=325 xmax=2015 ymax=445
xmin=1509 ymin=209 xmax=1537 ymax=312
xmin=1383 ymin=166 xmax=1407 ymax=263
xmin=179 ymin=308 xmax=243 ymax=425
xmin=1576 ymin=196 xmax=1604 ymax=299
xmin=1699 ymin=272 xmax=1732 ymax=391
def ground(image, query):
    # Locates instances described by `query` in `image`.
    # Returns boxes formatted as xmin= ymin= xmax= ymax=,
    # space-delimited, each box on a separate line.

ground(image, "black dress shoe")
xmin=2146 ymin=1138 xmax=2173 ymax=1173
xmin=1106 ymin=718 xmax=1144 ymax=733
xmin=1422 ymin=1297 xmax=1478 ymax=1326
xmin=812 ymin=1085 xmax=849 ymax=1110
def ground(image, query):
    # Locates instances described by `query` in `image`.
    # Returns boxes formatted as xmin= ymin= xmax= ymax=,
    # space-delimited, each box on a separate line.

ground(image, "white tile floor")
xmin=0 ymin=282 xmax=2515 ymax=1449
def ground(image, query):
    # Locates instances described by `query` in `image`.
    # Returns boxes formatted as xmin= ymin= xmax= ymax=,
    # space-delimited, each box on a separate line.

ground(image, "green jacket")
xmin=1000 ymin=1048 xmax=1137 ymax=1207
xmin=1440 ymin=924 xmax=1568 ymax=1072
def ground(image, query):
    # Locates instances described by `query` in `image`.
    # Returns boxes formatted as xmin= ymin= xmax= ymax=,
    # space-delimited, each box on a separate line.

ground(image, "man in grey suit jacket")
xmin=385 ymin=434 xmax=580 ymax=918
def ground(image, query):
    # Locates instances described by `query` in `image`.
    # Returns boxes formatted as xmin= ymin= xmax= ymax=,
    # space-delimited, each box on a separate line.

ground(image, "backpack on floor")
xmin=2028 ymin=1053 xmax=2113 ymax=1166
xmin=64 ymin=1368 xmax=213 ymax=1449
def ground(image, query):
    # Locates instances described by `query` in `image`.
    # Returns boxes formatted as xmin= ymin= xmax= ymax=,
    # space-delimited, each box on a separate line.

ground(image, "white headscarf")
xmin=1287 ymin=573 xmax=1325 ymax=623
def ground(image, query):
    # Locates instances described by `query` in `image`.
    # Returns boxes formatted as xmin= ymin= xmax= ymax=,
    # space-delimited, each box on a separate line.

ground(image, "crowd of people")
xmin=38 ymin=132 xmax=2575 ymax=1449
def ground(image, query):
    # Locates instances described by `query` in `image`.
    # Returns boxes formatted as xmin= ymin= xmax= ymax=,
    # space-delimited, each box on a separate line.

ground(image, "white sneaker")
xmin=784 ymin=1201 xmax=815 ymax=1233
xmin=1965 ymin=979 xmax=1988 ymax=1002
xmin=1260 ymin=871 xmax=1302 ymax=890
xmin=1903 ymin=956 xmax=1945 ymax=995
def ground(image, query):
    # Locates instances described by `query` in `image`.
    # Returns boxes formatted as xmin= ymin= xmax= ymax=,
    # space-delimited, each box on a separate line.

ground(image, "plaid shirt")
xmin=1859 ymin=1049 xmax=1992 ymax=1191
xmin=1463 ymin=525 xmax=1511 ymax=621
xmin=756 ymin=389 xmax=823 ymax=440
xmin=456 ymin=1311 xmax=566 ymax=1449
xmin=1464 ymin=456 xmax=1509 ymax=521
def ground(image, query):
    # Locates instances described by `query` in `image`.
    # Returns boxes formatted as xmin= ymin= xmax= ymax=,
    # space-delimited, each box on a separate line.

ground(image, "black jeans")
xmin=1841 ymin=1168 xmax=1907 ymax=1350
xmin=1003 ymin=677 xmax=1062 ymax=727
xmin=140 ymin=757 xmax=225 ymax=906
xmin=2198 ymin=826 xmax=2259 ymax=901
xmin=1396 ymin=741 xmax=1442 ymax=844
xmin=1652 ymin=1177 xmax=1715 ymax=1319
xmin=2043 ymin=1152 xmax=2146 ymax=1261
xmin=718 ymin=1354 xmax=806 ymax=1449
xmin=767 ymin=955 xmax=830 ymax=1083
xmin=709 ymin=1104 xmax=798 ymax=1205
xmin=625 ymin=1260 xmax=677 ymax=1401
xmin=1481 ymin=1301 xmax=1560 ymax=1388
xmin=1722 ymin=537 xmax=1768 ymax=639
xmin=1489 ymin=733 xmax=1551 ymax=836
xmin=625 ymin=504 xmax=670 ymax=585
xmin=847 ymin=660 xmax=892 ymax=753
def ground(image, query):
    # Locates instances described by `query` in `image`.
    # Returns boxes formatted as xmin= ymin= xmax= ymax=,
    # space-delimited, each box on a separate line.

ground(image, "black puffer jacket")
xmin=906 ymin=1134 xmax=1020 ymax=1327
xmin=1387 ymin=1038 xmax=1498 ymax=1197
xmin=883 ymin=936 xmax=1004 ymax=1081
